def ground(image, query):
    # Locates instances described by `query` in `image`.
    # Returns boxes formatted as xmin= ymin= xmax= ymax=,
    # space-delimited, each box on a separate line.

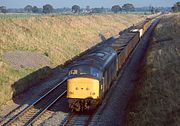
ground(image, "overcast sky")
xmin=0 ymin=0 xmax=179 ymax=8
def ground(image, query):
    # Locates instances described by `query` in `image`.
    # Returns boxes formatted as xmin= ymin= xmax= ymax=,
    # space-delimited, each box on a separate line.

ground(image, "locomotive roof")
xmin=70 ymin=47 xmax=117 ymax=71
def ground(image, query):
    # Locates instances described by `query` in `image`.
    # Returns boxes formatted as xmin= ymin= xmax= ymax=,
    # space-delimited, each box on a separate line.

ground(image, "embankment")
xmin=125 ymin=13 xmax=180 ymax=126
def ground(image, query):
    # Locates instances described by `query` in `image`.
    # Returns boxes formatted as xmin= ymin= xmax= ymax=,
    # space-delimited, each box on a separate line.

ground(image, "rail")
xmin=3 ymin=77 xmax=67 ymax=126
xmin=62 ymin=112 xmax=95 ymax=126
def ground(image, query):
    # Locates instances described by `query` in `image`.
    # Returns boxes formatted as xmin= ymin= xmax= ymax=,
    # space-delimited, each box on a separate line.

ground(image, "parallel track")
xmin=3 ymin=77 xmax=67 ymax=126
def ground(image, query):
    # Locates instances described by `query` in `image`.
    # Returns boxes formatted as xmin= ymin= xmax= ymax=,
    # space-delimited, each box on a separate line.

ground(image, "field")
xmin=125 ymin=13 xmax=180 ymax=126
xmin=0 ymin=14 xmax=145 ymax=107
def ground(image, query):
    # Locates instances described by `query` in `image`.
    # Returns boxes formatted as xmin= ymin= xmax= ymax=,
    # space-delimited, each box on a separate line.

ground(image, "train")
xmin=66 ymin=15 xmax=159 ymax=112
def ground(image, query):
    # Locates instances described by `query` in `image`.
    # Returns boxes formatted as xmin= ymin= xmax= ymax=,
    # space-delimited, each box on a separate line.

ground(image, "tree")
xmin=86 ymin=6 xmax=91 ymax=12
xmin=72 ymin=5 xmax=80 ymax=13
xmin=111 ymin=5 xmax=122 ymax=13
xmin=24 ymin=5 xmax=33 ymax=13
xmin=150 ymin=6 xmax=155 ymax=14
xmin=43 ymin=4 xmax=53 ymax=14
xmin=172 ymin=6 xmax=175 ymax=12
xmin=155 ymin=8 xmax=160 ymax=13
xmin=0 ymin=6 xmax=7 ymax=13
xmin=92 ymin=7 xmax=104 ymax=13
xmin=100 ymin=6 xmax=105 ymax=12
xmin=122 ymin=3 xmax=135 ymax=13
xmin=32 ymin=6 xmax=39 ymax=13
xmin=172 ymin=2 xmax=180 ymax=12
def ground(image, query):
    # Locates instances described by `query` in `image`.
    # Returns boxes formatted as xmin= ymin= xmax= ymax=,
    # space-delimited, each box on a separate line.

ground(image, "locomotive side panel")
xmin=103 ymin=56 xmax=117 ymax=91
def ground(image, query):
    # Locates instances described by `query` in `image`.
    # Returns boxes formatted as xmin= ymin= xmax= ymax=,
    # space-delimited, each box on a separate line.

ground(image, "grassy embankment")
xmin=125 ymin=13 xmax=180 ymax=126
xmin=0 ymin=14 xmax=145 ymax=107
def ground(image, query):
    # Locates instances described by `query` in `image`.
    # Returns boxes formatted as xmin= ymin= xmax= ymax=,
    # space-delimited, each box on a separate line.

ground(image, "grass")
xmin=0 ymin=13 xmax=145 ymax=108
xmin=125 ymin=13 xmax=180 ymax=126
xmin=0 ymin=13 xmax=42 ymax=19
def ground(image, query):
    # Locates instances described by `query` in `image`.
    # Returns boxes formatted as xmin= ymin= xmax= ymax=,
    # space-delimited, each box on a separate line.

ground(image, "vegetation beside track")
xmin=0 ymin=14 xmax=145 ymax=108
xmin=125 ymin=13 xmax=180 ymax=126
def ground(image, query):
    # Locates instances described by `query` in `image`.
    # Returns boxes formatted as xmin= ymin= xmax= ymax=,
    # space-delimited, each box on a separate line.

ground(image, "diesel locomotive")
xmin=67 ymin=47 xmax=117 ymax=111
xmin=66 ymin=16 xmax=158 ymax=112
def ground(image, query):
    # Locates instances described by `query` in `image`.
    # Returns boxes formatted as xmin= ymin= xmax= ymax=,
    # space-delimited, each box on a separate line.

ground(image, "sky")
xmin=0 ymin=0 xmax=179 ymax=8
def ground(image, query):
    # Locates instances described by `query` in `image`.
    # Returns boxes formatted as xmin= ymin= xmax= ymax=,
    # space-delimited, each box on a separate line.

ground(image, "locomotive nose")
xmin=67 ymin=77 xmax=99 ymax=99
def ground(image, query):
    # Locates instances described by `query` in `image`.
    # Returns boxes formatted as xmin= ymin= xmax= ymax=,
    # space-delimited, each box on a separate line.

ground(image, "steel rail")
xmin=62 ymin=113 xmax=94 ymax=126
xmin=63 ymin=113 xmax=76 ymax=126
xmin=4 ymin=77 xmax=67 ymax=126
xmin=25 ymin=90 xmax=67 ymax=126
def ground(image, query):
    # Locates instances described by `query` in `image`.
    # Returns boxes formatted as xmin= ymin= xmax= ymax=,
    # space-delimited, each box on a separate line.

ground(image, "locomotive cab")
xmin=66 ymin=47 xmax=117 ymax=111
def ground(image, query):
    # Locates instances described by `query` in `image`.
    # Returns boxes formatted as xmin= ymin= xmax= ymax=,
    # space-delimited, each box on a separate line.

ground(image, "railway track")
xmin=2 ymin=77 xmax=67 ymax=126
xmin=61 ymin=112 xmax=97 ymax=126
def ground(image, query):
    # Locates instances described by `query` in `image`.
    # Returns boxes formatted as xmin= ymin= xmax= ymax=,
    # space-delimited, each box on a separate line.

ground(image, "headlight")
xmin=69 ymin=91 xmax=74 ymax=94
xmin=92 ymin=92 xmax=95 ymax=95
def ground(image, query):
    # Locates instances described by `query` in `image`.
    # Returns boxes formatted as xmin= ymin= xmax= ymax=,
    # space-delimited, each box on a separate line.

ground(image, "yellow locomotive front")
xmin=67 ymin=77 xmax=99 ymax=99
xmin=67 ymin=65 xmax=103 ymax=112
